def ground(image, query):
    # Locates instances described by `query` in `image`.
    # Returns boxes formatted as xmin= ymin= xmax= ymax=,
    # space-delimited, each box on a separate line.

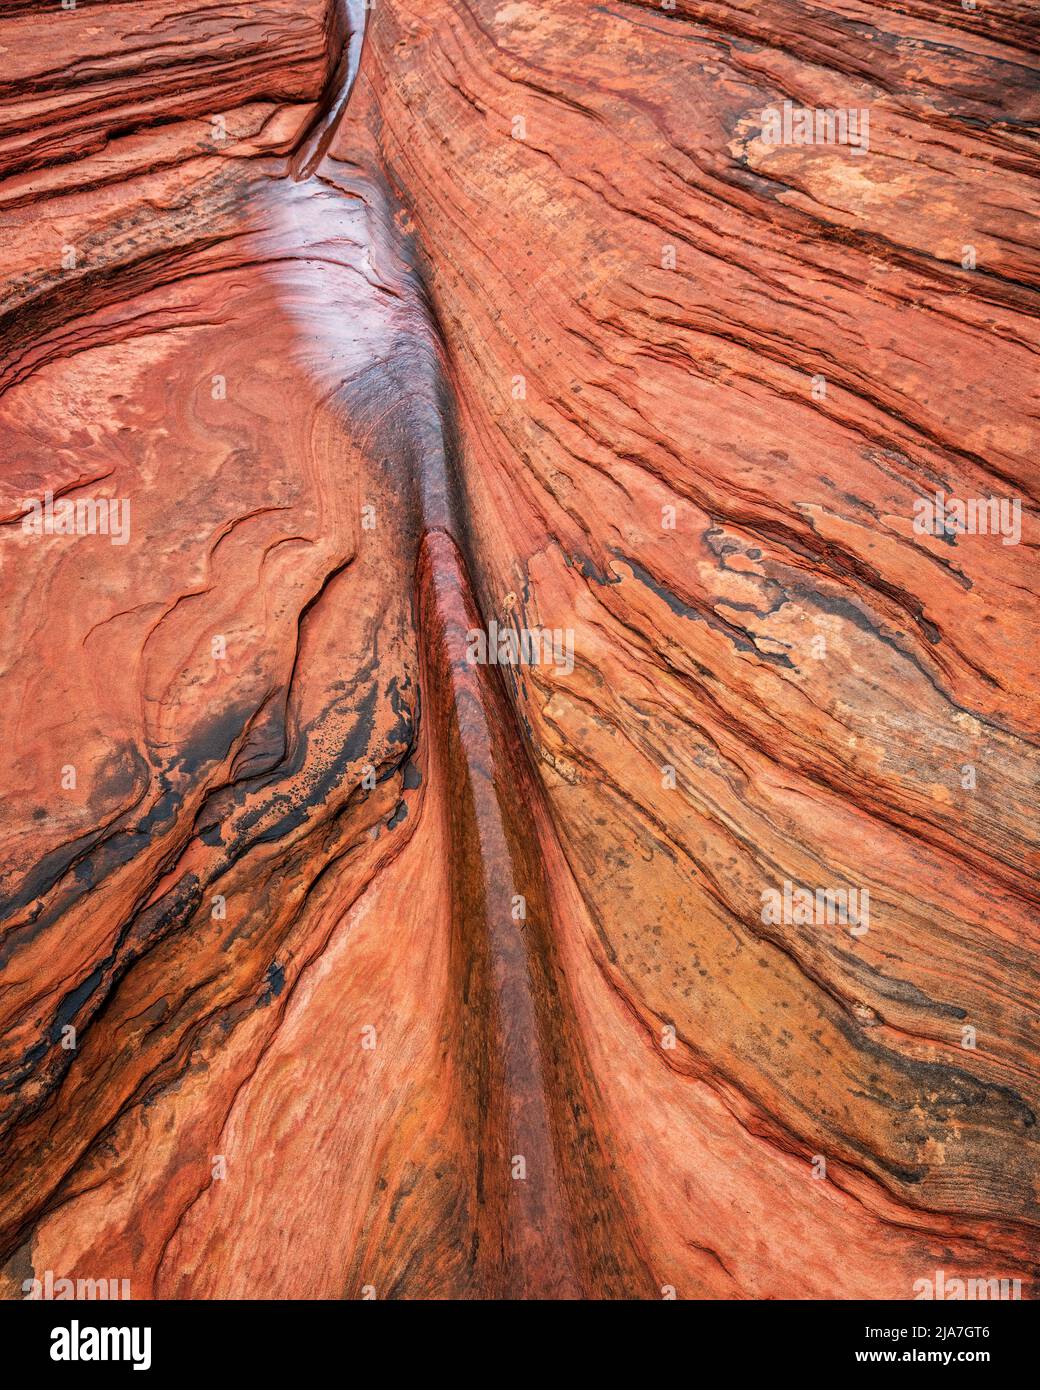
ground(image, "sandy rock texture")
xmin=0 ymin=0 xmax=1037 ymax=1299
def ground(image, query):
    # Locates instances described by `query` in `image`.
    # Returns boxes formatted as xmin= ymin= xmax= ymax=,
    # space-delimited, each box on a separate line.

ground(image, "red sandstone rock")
xmin=0 ymin=0 xmax=1036 ymax=1300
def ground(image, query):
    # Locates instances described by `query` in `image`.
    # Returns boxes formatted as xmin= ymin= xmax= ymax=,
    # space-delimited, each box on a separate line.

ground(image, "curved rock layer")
xmin=0 ymin=0 xmax=1037 ymax=1299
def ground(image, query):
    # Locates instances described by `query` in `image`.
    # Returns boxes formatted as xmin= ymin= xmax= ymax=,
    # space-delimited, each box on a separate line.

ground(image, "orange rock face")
xmin=0 ymin=0 xmax=1037 ymax=1300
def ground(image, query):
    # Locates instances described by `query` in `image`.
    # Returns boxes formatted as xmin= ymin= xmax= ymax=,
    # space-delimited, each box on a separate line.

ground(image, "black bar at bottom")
xmin=0 ymin=1296 xmax=1028 ymax=1373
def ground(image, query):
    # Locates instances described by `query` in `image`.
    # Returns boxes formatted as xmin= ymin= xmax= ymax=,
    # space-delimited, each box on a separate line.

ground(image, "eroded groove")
xmin=0 ymin=0 xmax=1037 ymax=1302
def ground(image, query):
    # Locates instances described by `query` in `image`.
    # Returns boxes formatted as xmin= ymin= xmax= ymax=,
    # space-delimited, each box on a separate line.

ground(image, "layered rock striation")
xmin=0 ymin=0 xmax=1037 ymax=1299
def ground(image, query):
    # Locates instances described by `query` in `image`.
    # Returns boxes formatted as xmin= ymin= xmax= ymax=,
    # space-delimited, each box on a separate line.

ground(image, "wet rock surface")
xmin=0 ymin=0 xmax=1037 ymax=1299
